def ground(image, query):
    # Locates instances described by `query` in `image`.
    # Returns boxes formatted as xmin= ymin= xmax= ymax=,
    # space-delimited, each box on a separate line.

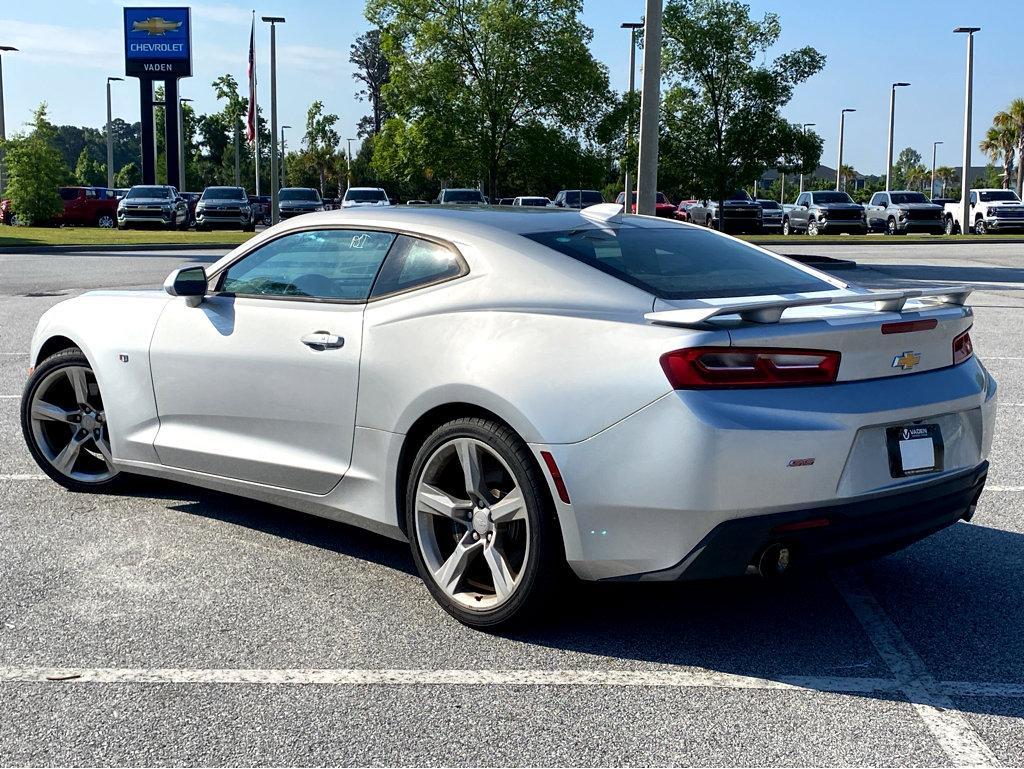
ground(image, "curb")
xmin=0 ymin=242 xmax=239 ymax=253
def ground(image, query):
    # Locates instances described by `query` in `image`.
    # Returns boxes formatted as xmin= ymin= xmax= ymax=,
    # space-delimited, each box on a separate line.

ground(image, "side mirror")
xmin=164 ymin=266 xmax=207 ymax=307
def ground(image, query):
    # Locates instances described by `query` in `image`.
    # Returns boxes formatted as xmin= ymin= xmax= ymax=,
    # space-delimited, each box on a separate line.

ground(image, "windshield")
xmin=346 ymin=188 xmax=387 ymax=202
xmin=565 ymin=190 xmax=604 ymax=206
xmin=279 ymin=188 xmax=320 ymax=202
xmin=202 ymin=188 xmax=246 ymax=201
xmin=979 ymin=190 xmax=1021 ymax=203
xmin=523 ymin=226 xmax=834 ymax=300
xmin=758 ymin=200 xmax=782 ymax=210
xmin=890 ymin=192 xmax=929 ymax=204
xmin=127 ymin=186 xmax=173 ymax=200
xmin=727 ymin=191 xmax=752 ymax=201
xmin=444 ymin=189 xmax=485 ymax=202
xmin=813 ymin=191 xmax=854 ymax=204
xmin=517 ymin=197 xmax=549 ymax=206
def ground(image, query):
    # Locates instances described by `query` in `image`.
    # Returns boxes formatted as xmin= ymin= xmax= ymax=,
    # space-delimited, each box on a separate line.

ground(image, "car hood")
xmin=896 ymin=203 xmax=943 ymax=211
xmin=987 ymin=200 xmax=1024 ymax=209
xmin=121 ymin=197 xmax=175 ymax=205
xmin=199 ymin=199 xmax=248 ymax=206
xmin=342 ymin=200 xmax=389 ymax=207
xmin=279 ymin=200 xmax=322 ymax=207
xmin=817 ymin=203 xmax=863 ymax=210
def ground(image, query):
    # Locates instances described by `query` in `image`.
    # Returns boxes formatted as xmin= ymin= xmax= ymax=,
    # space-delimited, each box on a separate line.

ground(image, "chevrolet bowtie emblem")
xmin=892 ymin=351 xmax=921 ymax=371
xmin=132 ymin=17 xmax=183 ymax=36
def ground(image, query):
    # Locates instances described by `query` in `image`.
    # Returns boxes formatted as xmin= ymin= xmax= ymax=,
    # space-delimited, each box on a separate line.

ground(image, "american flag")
xmin=246 ymin=14 xmax=256 ymax=143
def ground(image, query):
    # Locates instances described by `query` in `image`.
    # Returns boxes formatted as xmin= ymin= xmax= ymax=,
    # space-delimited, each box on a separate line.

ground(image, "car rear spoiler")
xmin=645 ymin=286 xmax=972 ymax=326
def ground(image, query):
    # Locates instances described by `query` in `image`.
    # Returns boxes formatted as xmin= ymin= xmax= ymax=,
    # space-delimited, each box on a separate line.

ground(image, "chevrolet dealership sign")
xmin=123 ymin=7 xmax=192 ymax=76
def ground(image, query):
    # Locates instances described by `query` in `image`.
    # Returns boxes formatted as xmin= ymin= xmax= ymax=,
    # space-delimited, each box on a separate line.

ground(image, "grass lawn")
xmin=0 ymin=226 xmax=255 ymax=248
xmin=4 ymin=224 xmax=1024 ymax=250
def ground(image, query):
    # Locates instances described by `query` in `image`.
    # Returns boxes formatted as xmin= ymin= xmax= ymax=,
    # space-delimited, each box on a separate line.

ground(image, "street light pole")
xmin=798 ymin=123 xmax=815 ymax=194
xmin=620 ymin=21 xmax=642 ymax=215
xmin=931 ymin=140 xmax=944 ymax=198
xmin=836 ymin=109 xmax=855 ymax=191
xmin=105 ymin=77 xmax=124 ymax=189
xmin=346 ymin=137 xmax=355 ymax=189
xmin=177 ymin=97 xmax=192 ymax=192
xmin=635 ymin=0 xmax=662 ymax=217
xmin=262 ymin=16 xmax=285 ymax=224
xmin=281 ymin=125 xmax=290 ymax=186
xmin=955 ymin=27 xmax=980 ymax=233
xmin=0 ymin=46 xmax=18 ymax=197
xmin=886 ymin=82 xmax=910 ymax=190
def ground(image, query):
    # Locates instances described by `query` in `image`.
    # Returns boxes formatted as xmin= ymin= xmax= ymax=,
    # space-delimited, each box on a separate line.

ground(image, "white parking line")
xmin=832 ymin=569 xmax=999 ymax=767
xmin=0 ymin=474 xmax=47 ymax=481
xmin=0 ymin=666 xmax=896 ymax=693
xmin=986 ymin=486 xmax=1024 ymax=492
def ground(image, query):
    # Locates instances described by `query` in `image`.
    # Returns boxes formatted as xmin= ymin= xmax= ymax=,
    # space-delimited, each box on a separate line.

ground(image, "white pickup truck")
xmin=943 ymin=188 xmax=1024 ymax=234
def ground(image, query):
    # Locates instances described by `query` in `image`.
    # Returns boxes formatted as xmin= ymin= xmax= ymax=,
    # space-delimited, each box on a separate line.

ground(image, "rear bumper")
xmin=540 ymin=358 xmax=996 ymax=581
xmin=635 ymin=461 xmax=987 ymax=581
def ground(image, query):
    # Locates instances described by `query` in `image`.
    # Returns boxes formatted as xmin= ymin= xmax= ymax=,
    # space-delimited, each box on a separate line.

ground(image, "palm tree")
xmin=905 ymin=165 xmax=928 ymax=192
xmin=935 ymin=165 xmax=956 ymax=196
xmin=993 ymin=98 xmax=1024 ymax=198
xmin=838 ymin=164 xmax=856 ymax=191
xmin=979 ymin=123 xmax=1016 ymax=189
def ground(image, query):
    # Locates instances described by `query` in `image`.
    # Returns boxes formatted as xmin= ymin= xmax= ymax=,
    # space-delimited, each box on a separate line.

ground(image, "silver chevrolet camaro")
xmin=20 ymin=204 xmax=997 ymax=627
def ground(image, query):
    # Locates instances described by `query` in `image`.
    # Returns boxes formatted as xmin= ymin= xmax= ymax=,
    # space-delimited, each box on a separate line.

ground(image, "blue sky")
xmin=0 ymin=0 xmax=1018 ymax=175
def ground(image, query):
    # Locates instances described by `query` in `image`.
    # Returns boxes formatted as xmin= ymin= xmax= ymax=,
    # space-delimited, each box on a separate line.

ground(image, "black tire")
xmin=886 ymin=217 xmax=900 ymax=235
xmin=404 ymin=417 xmax=562 ymax=629
xmin=95 ymin=213 xmax=116 ymax=229
xmin=782 ymin=217 xmax=791 ymax=236
xmin=20 ymin=348 xmax=123 ymax=492
xmin=975 ymin=217 xmax=987 ymax=235
xmin=945 ymin=216 xmax=958 ymax=235
xmin=807 ymin=218 xmax=820 ymax=236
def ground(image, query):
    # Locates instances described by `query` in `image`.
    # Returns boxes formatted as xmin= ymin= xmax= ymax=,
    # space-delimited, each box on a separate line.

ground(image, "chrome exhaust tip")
xmin=757 ymin=543 xmax=792 ymax=578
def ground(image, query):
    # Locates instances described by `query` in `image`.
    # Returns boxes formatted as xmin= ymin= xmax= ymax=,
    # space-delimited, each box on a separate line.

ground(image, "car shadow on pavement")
xmin=125 ymin=477 xmax=1023 ymax=720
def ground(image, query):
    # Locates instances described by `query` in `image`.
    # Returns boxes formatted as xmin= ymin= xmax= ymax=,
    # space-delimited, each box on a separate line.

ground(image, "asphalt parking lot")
xmin=0 ymin=242 xmax=1022 ymax=766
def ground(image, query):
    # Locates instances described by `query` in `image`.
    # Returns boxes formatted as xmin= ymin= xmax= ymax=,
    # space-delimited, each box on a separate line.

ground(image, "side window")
xmin=969 ymin=192 xmax=977 ymax=205
xmin=219 ymin=229 xmax=396 ymax=301
xmin=370 ymin=235 xmax=464 ymax=298
xmin=870 ymin=193 xmax=883 ymax=206
xmin=796 ymin=193 xmax=808 ymax=206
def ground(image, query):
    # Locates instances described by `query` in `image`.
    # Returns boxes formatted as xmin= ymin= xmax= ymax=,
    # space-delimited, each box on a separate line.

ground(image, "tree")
xmin=115 ymin=162 xmax=142 ymax=187
xmin=980 ymin=122 xmax=1017 ymax=190
xmin=935 ymin=165 xmax=957 ymax=196
xmin=659 ymin=0 xmax=825 ymax=213
xmin=367 ymin=0 xmax=610 ymax=199
xmin=350 ymin=29 xmax=391 ymax=138
xmin=74 ymin=147 xmax=106 ymax=187
xmin=891 ymin=147 xmax=922 ymax=190
xmin=905 ymin=164 xmax=929 ymax=192
xmin=838 ymin=164 xmax=857 ymax=192
xmin=302 ymin=100 xmax=341 ymax=196
xmin=992 ymin=98 xmax=1024 ymax=198
xmin=2 ymin=104 xmax=68 ymax=225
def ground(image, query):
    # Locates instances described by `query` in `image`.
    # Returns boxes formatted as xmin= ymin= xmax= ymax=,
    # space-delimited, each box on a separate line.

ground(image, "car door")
xmin=792 ymin=193 xmax=809 ymax=229
xmin=149 ymin=227 xmax=397 ymax=494
xmin=866 ymin=192 xmax=886 ymax=228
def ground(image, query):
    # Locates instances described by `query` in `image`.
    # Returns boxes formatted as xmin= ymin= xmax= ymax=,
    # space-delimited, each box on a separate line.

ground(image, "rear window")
xmin=444 ymin=189 xmax=485 ymax=202
xmin=346 ymin=188 xmax=387 ymax=202
xmin=565 ymin=190 xmax=604 ymax=206
xmin=522 ymin=226 xmax=834 ymax=300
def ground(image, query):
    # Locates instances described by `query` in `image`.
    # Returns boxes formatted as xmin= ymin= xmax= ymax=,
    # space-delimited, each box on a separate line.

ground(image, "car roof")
xmin=256 ymin=205 xmax=688 ymax=243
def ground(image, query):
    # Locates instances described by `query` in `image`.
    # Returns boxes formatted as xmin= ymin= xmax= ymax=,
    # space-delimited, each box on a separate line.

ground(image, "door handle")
xmin=301 ymin=332 xmax=345 ymax=350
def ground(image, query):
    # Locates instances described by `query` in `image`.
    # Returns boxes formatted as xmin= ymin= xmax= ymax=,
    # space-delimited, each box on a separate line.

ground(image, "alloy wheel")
xmin=97 ymin=214 xmax=116 ymax=229
xmin=414 ymin=437 xmax=529 ymax=610
xmin=28 ymin=364 xmax=117 ymax=483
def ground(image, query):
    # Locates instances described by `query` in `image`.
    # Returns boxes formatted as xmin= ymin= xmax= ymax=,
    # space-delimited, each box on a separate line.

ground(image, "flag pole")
xmin=252 ymin=10 xmax=261 ymax=196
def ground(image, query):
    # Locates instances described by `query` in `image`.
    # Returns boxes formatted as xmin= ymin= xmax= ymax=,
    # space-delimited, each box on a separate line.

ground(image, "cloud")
xmin=0 ymin=20 xmax=120 ymax=68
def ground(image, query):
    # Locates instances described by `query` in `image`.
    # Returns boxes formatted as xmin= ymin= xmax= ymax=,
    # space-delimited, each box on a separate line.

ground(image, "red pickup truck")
xmin=0 ymin=187 xmax=121 ymax=227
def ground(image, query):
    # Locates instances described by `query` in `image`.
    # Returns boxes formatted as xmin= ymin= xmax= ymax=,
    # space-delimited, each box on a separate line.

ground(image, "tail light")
xmin=952 ymin=329 xmax=973 ymax=365
xmin=660 ymin=347 xmax=841 ymax=389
